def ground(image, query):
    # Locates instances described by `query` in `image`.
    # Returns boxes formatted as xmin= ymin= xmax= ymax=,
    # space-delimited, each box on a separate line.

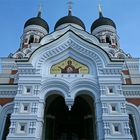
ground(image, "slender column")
xmin=35 ymin=101 xmax=45 ymax=139
xmin=95 ymin=99 xmax=104 ymax=140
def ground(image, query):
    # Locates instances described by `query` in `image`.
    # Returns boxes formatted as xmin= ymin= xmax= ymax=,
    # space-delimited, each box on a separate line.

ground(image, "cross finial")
xmin=98 ymin=3 xmax=103 ymax=17
xmin=37 ymin=0 xmax=42 ymax=17
xmin=68 ymin=0 xmax=72 ymax=16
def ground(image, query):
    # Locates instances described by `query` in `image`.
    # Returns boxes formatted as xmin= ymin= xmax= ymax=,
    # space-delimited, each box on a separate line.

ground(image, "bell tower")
xmin=21 ymin=4 xmax=49 ymax=49
xmin=12 ymin=4 xmax=49 ymax=59
xmin=91 ymin=4 xmax=119 ymax=49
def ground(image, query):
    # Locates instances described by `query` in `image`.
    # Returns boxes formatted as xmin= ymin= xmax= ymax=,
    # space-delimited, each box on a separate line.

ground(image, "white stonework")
xmin=0 ymin=11 xmax=140 ymax=140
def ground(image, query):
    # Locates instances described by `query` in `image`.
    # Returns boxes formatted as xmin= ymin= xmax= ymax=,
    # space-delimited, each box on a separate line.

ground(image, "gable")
xmin=16 ymin=30 xmax=123 ymax=77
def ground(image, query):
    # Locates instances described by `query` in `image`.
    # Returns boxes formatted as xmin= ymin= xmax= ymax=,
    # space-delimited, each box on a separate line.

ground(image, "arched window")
xmin=106 ymin=36 xmax=111 ymax=44
xmin=29 ymin=35 xmax=34 ymax=44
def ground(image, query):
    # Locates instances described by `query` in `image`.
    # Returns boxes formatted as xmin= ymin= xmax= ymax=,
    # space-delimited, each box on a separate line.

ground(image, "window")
xmin=26 ymin=88 xmax=30 ymax=93
xmin=23 ymin=105 xmax=28 ymax=111
xmin=29 ymin=35 xmax=34 ymax=44
xmin=112 ymin=105 xmax=116 ymax=111
xmin=17 ymin=123 xmax=26 ymax=133
xmin=34 ymin=38 xmax=38 ymax=43
xmin=21 ymin=103 xmax=29 ymax=113
xmin=114 ymin=126 xmax=119 ymax=132
xmin=113 ymin=123 xmax=121 ymax=133
xmin=110 ymin=104 xmax=118 ymax=113
xmin=112 ymin=39 xmax=115 ymax=43
xmin=107 ymin=87 xmax=114 ymax=94
xmin=106 ymin=36 xmax=111 ymax=44
xmin=20 ymin=125 xmax=25 ymax=131
xmin=109 ymin=88 xmax=113 ymax=93
xmin=24 ymin=86 xmax=32 ymax=94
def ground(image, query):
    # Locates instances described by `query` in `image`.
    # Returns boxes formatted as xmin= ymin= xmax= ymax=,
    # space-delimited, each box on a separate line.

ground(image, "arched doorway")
xmin=2 ymin=114 xmax=11 ymax=140
xmin=43 ymin=94 xmax=96 ymax=140
xmin=0 ymin=103 xmax=13 ymax=140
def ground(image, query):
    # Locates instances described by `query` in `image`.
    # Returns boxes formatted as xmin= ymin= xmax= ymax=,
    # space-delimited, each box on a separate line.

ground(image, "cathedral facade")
xmin=0 ymin=4 xmax=140 ymax=140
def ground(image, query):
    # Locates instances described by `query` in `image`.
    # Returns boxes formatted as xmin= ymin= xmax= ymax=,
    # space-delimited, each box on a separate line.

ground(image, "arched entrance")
xmin=43 ymin=94 xmax=96 ymax=140
xmin=0 ymin=103 xmax=13 ymax=140
xmin=2 ymin=114 xmax=11 ymax=140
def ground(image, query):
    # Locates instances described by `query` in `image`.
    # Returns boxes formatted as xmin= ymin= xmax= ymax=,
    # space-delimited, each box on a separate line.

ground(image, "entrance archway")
xmin=2 ymin=114 xmax=11 ymax=140
xmin=43 ymin=94 xmax=96 ymax=140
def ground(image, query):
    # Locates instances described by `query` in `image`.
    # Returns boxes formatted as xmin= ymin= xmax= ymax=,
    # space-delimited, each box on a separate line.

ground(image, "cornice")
xmin=0 ymin=85 xmax=17 ymax=98
xmin=0 ymin=91 xmax=17 ymax=98
xmin=122 ymin=85 xmax=140 ymax=97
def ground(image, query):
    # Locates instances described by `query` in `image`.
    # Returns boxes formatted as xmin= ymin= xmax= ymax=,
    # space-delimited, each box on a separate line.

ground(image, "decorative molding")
xmin=104 ymin=121 xmax=111 ymax=136
xmin=31 ymin=102 xmax=38 ymax=114
xmin=0 ymin=91 xmax=17 ymax=98
xmin=18 ymin=69 xmax=36 ymax=74
xmin=99 ymin=69 xmax=121 ymax=75
xmin=34 ymin=84 xmax=40 ymax=95
xmin=123 ymin=122 xmax=131 ymax=135
xmin=36 ymin=39 xmax=104 ymax=71
xmin=29 ymin=122 xmax=36 ymax=134
xmin=123 ymin=91 xmax=140 ymax=97
xmin=102 ymin=103 xmax=109 ymax=114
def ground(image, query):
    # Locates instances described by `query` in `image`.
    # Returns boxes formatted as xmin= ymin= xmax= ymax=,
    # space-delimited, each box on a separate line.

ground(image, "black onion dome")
xmin=91 ymin=16 xmax=116 ymax=32
xmin=54 ymin=11 xmax=86 ymax=30
xmin=24 ymin=15 xmax=49 ymax=32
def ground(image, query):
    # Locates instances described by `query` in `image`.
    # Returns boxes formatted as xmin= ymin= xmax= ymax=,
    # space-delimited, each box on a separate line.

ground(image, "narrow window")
xmin=114 ymin=126 xmax=119 ymax=132
xmin=112 ymin=39 xmax=115 ymax=43
xmin=24 ymin=86 xmax=32 ymax=94
xmin=29 ymin=35 xmax=34 ymax=44
xmin=113 ymin=123 xmax=121 ymax=133
xmin=20 ymin=125 xmax=25 ymax=131
xmin=106 ymin=36 xmax=111 ymax=44
xmin=112 ymin=105 xmax=116 ymax=111
xmin=23 ymin=105 xmax=28 ymax=111
xmin=108 ymin=87 xmax=114 ymax=94
xmin=18 ymin=123 xmax=26 ymax=133
xmin=26 ymin=87 xmax=31 ymax=93
xmin=34 ymin=38 xmax=38 ymax=43
xmin=21 ymin=103 xmax=30 ymax=113
xmin=109 ymin=88 xmax=113 ymax=93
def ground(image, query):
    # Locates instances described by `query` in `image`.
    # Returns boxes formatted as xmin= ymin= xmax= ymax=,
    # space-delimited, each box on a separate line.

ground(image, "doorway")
xmin=44 ymin=94 xmax=96 ymax=140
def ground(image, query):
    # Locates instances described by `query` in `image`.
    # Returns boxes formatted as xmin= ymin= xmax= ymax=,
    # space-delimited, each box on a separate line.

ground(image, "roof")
xmin=54 ymin=11 xmax=85 ymax=30
xmin=91 ymin=17 xmax=116 ymax=32
xmin=24 ymin=17 xmax=49 ymax=32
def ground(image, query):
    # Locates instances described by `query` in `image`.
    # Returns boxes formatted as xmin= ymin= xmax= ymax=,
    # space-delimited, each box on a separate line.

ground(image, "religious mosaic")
xmin=50 ymin=57 xmax=89 ymax=74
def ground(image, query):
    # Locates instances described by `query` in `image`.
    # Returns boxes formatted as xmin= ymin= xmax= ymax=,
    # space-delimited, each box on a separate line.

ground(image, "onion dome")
xmin=54 ymin=10 xmax=86 ymax=30
xmin=91 ymin=5 xmax=116 ymax=33
xmin=24 ymin=11 xmax=49 ymax=32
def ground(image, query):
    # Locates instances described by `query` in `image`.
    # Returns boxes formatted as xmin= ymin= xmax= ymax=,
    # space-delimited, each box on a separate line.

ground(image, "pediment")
xmin=23 ymin=30 xmax=123 ymax=77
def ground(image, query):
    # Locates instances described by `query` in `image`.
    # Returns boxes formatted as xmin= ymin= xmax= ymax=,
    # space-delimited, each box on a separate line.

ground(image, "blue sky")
xmin=0 ymin=0 xmax=140 ymax=58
